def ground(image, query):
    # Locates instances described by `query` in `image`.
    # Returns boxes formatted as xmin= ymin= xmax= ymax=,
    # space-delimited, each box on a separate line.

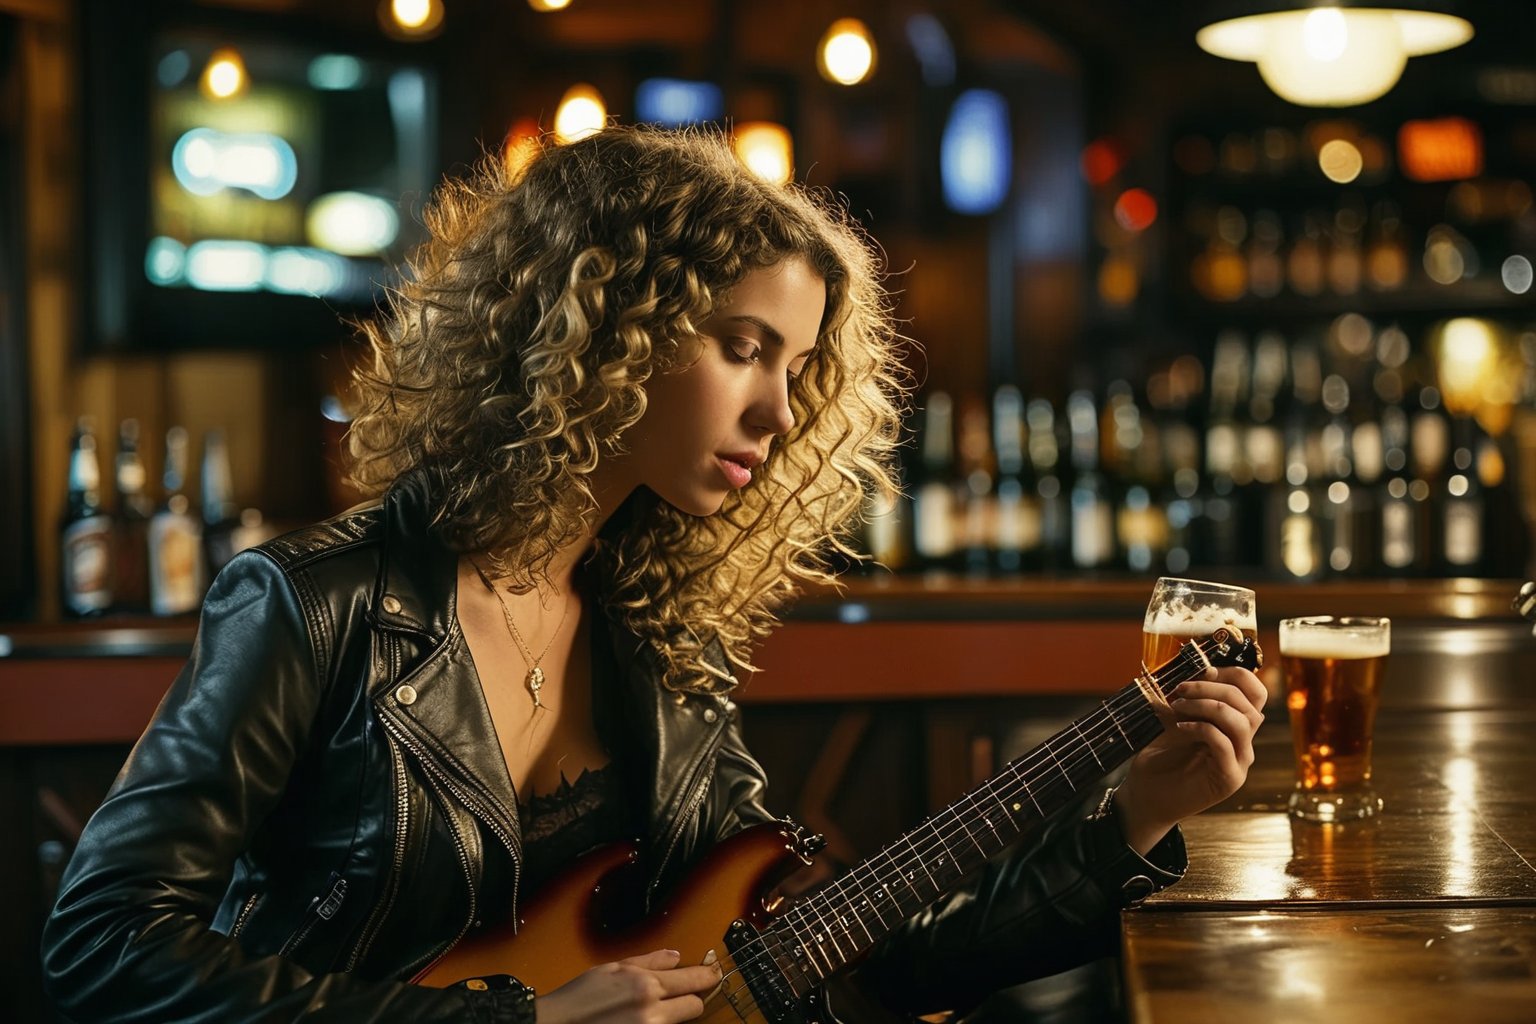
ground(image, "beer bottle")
xmin=111 ymin=419 xmax=153 ymax=613
xmin=1378 ymin=400 xmax=1419 ymax=574
xmin=1067 ymin=389 xmax=1116 ymax=571
xmin=910 ymin=392 xmax=961 ymax=572
xmin=1318 ymin=375 xmax=1360 ymax=575
xmin=1440 ymin=416 xmax=1486 ymax=574
xmin=990 ymin=385 xmax=1040 ymax=574
xmin=955 ymin=395 xmax=997 ymax=576
xmin=148 ymin=426 xmax=205 ymax=616
xmin=60 ymin=417 xmax=114 ymax=617
xmin=201 ymin=429 xmax=241 ymax=578
xmin=1027 ymin=398 xmax=1071 ymax=572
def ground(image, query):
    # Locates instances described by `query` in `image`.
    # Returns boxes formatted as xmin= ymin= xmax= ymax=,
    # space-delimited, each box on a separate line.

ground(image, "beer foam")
xmin=1278 ymin=632 xmax=1389 ymax=660
xmin=1143 ymin=608 xmax=1258 ymax=635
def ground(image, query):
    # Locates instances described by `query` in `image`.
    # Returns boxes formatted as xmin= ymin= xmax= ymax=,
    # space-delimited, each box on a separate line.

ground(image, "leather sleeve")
xmin=706 ymin=706 xmax=777 ymax=841
xmin=39 ymin=551 xmax=528 ymax=1024
xmin=849 ymin=785 xmax=1186 ymax=1018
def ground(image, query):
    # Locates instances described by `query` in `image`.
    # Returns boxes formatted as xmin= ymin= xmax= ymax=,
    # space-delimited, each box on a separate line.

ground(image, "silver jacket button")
xmin=382 ymin=595 xmax=402 ymax=615
xmin=395 ymin=684 xmax=418 ymax=705
xmin=702 ymin=708 xmax=718 ymax=723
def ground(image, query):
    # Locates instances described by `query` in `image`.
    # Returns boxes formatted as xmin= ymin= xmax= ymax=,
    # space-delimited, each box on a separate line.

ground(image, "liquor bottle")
xmin=1379 ymin=399 xmax=1432 ymax=576
xmin=1200 ymin=333 xmax=1249 ymax=568
xmin=201 ymin=430 xmax=241 ymax=578
xmin=1440 ymin=416 xmax=1486 ymax=574
xmin=1245 ymin=210 xmax=1285 ymax=299
xmin=60 ymin=417 xmax=114 ymax=617
xmin=1110 ymin=384 xmax=1166 ymax=573
xmin=1027 ymin=398 xmax=1071 ymax=571
xmin=1067 ymin=389 xmax=1116 ymax=570
xmin=990 ymin=385 xmax=1040 ymax=574
xmin=954 ymin=395 xmax=997 ymax=575
xmin=911 ymin=392 xmax=961 ymax=572
xmin=1274 ymin=417 xmax=1323 ymax=580
xmin=1327 ymin=200 xmax=1365 ymax=296
xmin=1156 ymin=385 xmax=1202 ymax=575
xmin=111 ymin=419 xmax=153 ymax=613
xmin=148 ymin=426 xmax=205 ymax=616
xmin=1411 ymin=384 xmax=1451 ymax=574
xmin=1286 ymin=211 xmax=1327 ymax=297
xmin=1349 ymin=394 xmax=1384 ymax=578
xmin=1244 ymin=331 xmax=1288 ymax=563
xmin=1317 ymin=375 xmax=1359 ymax=575
xmin=1365 ymin=200 xmax=1410 ymax=292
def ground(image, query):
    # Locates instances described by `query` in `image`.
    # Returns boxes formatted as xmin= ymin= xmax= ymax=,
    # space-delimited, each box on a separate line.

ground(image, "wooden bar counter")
xmin=1123 ymin=704 xmax=1536 ymax=1023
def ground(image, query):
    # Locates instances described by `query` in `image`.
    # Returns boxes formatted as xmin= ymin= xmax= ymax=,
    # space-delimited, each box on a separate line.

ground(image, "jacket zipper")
xmin=346 ymin=734 xmax=411 ymax=971
xmin=230 ymin=892 xmax=263 ymax=939
xmin=378 ymin=712 xmax=508 ymax=970
xmin=278 ymin=873 xmax=348 ymax=958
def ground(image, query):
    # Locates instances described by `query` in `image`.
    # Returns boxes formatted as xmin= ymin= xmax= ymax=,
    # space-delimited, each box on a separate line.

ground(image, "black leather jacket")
xmin=41 ymin=473 xmax=1186 ymax=1023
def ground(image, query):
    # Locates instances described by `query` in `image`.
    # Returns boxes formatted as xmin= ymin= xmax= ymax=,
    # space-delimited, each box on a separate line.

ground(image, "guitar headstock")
xmin=1197 ymin=628 xmax=1264 ymax=671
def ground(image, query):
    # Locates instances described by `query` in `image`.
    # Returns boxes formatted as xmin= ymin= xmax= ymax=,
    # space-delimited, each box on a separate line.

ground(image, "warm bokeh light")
xmin=1399 ymin=117 xmax=1484 ymax=182
xmin=200 ymin=48 xmax=247 ymax=100
xmin=1196 ymin=7 xmax=1473 ymax=107
xmin=1435 ymin=318 xmax=1502 ymax=417
xmin=1080 ymin=138 xmax=1123 ymax=186
xmin=1113 ymin=188 xmax=1158 ymax=232
xmin=1318 ymin=138 xmax=1363 ymax=182
xmin=1503 ymin=255 xmax=1533 ymax=295
xmin=818 ymin=18 xmax=876 ymax=86
xmin=554 ymin=84 xmax=606 ymax=144
xmin=502 ymin=118 xmax=543 ymax=180
xmin=733 ymin=122 xmax=793 ymax=185
xmin=382 ymin=0 xmax=444 ymax=38
xmin=528 ymin=0 xmax=572 ymax=10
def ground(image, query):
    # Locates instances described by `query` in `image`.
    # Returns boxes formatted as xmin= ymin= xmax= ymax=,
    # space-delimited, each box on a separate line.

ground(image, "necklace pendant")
xmin=526 ymin=665 xmax=545 ymax=708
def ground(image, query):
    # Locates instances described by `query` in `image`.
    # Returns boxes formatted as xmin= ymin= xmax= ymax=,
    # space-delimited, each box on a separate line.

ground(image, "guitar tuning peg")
xmin=802 ymin=833 xmax=828 ymax=856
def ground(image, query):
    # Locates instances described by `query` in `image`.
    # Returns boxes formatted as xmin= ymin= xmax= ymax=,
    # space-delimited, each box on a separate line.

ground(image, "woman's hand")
xmin=1113 ymin=665 xmax=1267 ymax=855
xmin=533 ymin=948 xmax=722 ymax=1024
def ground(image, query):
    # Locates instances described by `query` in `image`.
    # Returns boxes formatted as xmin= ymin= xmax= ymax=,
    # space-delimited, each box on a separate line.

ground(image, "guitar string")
xmin=717 ymin=675 xmax=1165 ymax=994
xmin=714 ymin=641 xmax=1232 ymax=995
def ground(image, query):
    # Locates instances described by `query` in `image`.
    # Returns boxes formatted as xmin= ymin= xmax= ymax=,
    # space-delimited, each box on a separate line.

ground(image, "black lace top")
xmin=517 ymin=764 xmax=637 ymax=897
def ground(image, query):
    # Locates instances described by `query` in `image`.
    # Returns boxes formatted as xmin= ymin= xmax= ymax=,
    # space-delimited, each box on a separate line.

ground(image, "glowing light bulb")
xmin=201 ymin=48 xmax=247 ymax=100
xmin=733 ymin=123 xmax=793 ymax=185
xmin=554 ymin=84 xmax=606 ymax=144
xmin=818 ymin=18 xmax=876 ymax=86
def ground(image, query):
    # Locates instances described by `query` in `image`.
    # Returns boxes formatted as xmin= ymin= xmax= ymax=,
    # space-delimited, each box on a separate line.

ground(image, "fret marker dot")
xmin=1012 ymin=802 xmax=1021 ymax=811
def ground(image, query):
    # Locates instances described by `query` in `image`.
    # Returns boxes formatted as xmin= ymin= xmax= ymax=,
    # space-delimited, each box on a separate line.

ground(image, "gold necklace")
xmin=472 ymin=560 xmax=571 ymax=709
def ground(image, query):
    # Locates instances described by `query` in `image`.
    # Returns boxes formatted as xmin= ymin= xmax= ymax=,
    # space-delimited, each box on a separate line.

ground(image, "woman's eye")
xmin=727 ymin=341 xmax=761 ymax=364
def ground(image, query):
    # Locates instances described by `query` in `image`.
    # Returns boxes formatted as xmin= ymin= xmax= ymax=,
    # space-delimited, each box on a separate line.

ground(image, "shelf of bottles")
xmin=59 ymin=418 xmax=267 ymax=619
xmin=864 ymin=110 xmax=1536 ymax=583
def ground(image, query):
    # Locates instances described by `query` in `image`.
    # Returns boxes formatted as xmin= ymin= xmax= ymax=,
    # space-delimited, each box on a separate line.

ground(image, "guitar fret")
xmin=746 ymin=637 xmax=1251 ymax=997
xmin=1073 ymin=720 xmax=1106 ymax=770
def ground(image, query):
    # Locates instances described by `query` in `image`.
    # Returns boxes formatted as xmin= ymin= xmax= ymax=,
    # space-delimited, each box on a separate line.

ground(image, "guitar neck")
xmin=770 ymin=644 xmax=1212 ymax=981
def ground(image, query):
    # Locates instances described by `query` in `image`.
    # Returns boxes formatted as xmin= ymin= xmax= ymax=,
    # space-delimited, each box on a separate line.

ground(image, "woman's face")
xmin=613 ymin=256 xmax=825 ymax=517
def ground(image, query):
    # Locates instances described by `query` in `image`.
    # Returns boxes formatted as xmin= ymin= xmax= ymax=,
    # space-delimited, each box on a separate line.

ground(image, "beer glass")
xmin=1279 ymin=616 xmax=1391 ymax=822
xmin=1141 ymin=577 xmax=1258 ymax=672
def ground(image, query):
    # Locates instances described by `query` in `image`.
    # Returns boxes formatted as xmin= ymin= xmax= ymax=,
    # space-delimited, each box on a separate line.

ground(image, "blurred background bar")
xmin=2 ymin=0 xmax=1535 ymax=1020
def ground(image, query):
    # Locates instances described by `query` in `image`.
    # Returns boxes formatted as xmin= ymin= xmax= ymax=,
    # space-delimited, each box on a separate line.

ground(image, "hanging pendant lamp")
xmin=1196 ymin=3 xmax=1473 ymax=107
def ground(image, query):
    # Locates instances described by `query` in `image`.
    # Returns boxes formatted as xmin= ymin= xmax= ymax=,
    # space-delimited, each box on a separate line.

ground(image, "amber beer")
xmin=1280 ymin=616 xmax=1391 ymax=822
xmin=1141 ymin=578 xmax=1259 ymax=672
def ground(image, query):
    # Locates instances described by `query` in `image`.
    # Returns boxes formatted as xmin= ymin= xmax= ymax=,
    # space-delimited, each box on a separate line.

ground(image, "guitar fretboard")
xmin=759 ymin=641 xmax=1219 ymax=992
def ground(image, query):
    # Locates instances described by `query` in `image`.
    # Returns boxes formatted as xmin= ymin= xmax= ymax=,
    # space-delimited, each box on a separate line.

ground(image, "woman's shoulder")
xmin=253 ymin=501 xmax=386 ymax=574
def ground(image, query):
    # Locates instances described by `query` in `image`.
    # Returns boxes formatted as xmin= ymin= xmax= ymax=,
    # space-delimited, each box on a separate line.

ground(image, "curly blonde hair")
xmin=348 ymin=126 xmax=906 ymax=692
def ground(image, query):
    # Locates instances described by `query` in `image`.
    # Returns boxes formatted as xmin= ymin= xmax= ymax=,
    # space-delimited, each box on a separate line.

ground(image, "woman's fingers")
xmin=620 ymin=948 xmax=684 ymax=970
xmin=1174 ymin=676 xmax=1266 ymax=729
xmin=654 ymin=963 xmax=724 ymax=998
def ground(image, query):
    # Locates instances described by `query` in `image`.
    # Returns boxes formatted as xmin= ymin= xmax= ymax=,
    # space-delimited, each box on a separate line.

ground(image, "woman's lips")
xmin=717 ymin=455 xmax=753 ymax=488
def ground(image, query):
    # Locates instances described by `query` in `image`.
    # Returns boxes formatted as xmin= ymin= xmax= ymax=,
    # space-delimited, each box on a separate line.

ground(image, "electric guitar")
xmin=414 ymin=629 xmax=1262 ymax=1021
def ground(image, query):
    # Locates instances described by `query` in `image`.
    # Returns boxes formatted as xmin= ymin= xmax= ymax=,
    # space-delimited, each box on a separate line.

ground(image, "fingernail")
xmin=1176 ymin=720 xmax=1199 ymax=731
xmin=664 ymin=949 xmax=681 ymax=958
xmin=1172 ymin=698 xmax=1189 ymax=708
xmin=703 ymin=949 xmax=718 ymax=966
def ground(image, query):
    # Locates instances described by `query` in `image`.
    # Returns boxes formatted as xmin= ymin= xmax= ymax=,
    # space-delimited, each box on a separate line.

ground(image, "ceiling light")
xmin=1196 ymin=5 xmax=1473 ymax=107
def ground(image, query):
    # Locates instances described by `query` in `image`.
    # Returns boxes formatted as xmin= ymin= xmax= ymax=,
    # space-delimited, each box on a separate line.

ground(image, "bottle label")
xmin=1281 ymin=514 xmax=1318 ymax=579
xmin=994 ymin=490 xmax=1042 ymax=553
xmin=914 ymin=483 xmax=957 ymax=559
xmin=62 ymin=516 xmax=113 ymax=613
xmin=1382 ymin=501 xmax=1415 ymax=569
xmin=1444 ymin=501 xmax=1483 ymax=567
xmin=1071 ymin=499 xmax=1114 ymax=567
xmin=149 ymin=514 xmax=205 ymax=616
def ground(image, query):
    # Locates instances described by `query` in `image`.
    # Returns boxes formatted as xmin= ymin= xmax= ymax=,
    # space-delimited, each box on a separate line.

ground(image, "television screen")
xmin=83 ymin=3 xmax=438 ymax=351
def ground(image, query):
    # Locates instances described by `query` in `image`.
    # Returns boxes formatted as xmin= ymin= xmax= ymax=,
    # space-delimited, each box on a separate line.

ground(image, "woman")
xmin=42 ymin=126 xmax=1266 ymax=1024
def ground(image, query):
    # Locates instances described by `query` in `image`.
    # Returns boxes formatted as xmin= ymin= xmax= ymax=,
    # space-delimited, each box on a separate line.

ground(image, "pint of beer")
xmin=1279 ymin=616 xmax=1390 ymax=822
xmin=1142 ymin=578 xmax=1258 ymax=672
